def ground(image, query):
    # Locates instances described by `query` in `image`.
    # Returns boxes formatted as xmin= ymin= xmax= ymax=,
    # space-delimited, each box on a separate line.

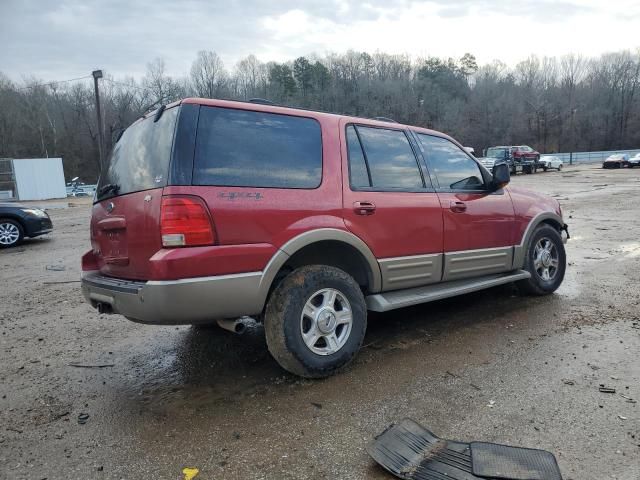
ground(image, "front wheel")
xmin=264 ymin=265 xmax=367 ymax=378
xmin=0 ymin=219 xmax=24 ymax=248
xmin=558 ymin=164 xmax=563 ymax=171
xmin=517 ymin=225 xmax=566 ymax=295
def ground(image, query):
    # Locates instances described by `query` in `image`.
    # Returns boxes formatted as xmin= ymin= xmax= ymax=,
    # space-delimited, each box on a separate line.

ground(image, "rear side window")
xmin=417 ymin=134 xmax=485 ymax=191
xmin=97 ymin=106 xmax=178 ymax=201
xmin=346 ymin=125 xmax=424 ymax=190
xmin=193 ymin=107 xmax=322 ymax=188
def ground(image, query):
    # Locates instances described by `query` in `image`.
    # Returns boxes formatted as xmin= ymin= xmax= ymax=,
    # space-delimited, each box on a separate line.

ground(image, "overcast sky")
xmin=1 ymin=0 xmax=639 ymax=82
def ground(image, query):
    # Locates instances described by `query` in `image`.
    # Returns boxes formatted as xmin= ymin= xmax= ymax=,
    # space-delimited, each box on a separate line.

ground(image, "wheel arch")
xmin=257 ymin=228 xmax=382 ymax=310
xmin=513 ymin=212 xmax=564 ymax=269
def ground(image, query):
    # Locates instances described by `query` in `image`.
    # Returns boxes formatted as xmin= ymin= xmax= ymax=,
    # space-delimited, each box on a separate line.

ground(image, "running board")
xmin=366 ymin=270 xmax=531 ymax=312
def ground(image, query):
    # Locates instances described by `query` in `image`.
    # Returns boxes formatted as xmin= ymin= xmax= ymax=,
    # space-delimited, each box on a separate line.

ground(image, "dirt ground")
xmin=1 ymin=164 xmax=639 ymax=480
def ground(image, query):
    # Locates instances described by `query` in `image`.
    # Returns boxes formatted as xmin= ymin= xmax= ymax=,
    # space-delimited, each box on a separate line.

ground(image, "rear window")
xmin=97 ymin=106 xmax=178 ymax=201
xmin=193 ymin=106 xmax=322 ymax=188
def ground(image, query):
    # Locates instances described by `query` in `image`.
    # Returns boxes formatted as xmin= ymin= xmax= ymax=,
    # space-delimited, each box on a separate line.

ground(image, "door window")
xmin=417 ymin=134 xmax=485 ymax=191
xmin=346 ymin=125 xmax=424 ymax=190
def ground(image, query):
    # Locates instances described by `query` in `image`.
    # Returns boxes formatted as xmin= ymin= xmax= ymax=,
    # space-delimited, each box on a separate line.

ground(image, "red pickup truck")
xmin=82 ymin=98 xmax=569 ymax=378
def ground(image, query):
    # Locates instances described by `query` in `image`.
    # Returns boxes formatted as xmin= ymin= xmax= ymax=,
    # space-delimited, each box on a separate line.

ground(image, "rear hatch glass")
xmin=96 ymin=106 xmax=179 ymax=202
xmin=91 ymin=106 xmax=179 ymax=280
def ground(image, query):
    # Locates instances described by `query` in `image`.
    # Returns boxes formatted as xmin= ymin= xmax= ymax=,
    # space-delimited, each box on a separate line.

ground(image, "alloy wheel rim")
xmin=0 ymin=222 xmax=19 ymax=245
xmin=300 ymin=288 xmax=353 ymax=356
xmin=534 ymin=237 xmax=559 ymax=281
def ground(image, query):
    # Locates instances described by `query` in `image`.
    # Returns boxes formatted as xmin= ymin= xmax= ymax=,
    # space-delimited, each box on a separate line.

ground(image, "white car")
xmin=538 ymin=155 xmax=563 ymax=171
xmin=629 ymin=153 xmax=640 ymax=168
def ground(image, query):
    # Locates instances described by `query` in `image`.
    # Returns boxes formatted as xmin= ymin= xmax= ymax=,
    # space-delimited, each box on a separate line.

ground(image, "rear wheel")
xmin=0 ymin=219 xmax=24 ymax=248
xmin=264 ymin=265 xmax=367 ymax=378
xmin=517 ymin=225 xmax=566 ymax=295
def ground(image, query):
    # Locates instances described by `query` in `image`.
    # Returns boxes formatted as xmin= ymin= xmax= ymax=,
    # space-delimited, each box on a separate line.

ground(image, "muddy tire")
xmin=518 ymin=225 xmax=566 ymax=295
xmin=0 ymin=219 xmax=24 ymax=248
xmin=264 ymin=265 xmax=367 ymax=378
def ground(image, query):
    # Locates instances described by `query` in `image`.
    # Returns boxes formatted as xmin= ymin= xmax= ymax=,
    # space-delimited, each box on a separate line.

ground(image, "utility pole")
xmin=92 ymin=70 xmax=104 ymax=169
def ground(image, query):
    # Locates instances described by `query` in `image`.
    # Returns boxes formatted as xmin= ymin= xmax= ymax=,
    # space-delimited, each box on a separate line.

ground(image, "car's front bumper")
xmin=81 ymin=271 xmax=264 ymax=324
xmin=24 ymin=216 xmax=53 ymax=237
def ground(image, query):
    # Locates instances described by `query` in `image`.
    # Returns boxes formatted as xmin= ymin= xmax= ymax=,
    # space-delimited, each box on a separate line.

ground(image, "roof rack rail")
xmin=373 ymin=116 xmax=398 ymax=123
xmin=248 ymin=98 xmax=276 ymax=105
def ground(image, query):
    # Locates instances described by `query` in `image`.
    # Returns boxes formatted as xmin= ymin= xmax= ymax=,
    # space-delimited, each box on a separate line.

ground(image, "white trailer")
xmin=0 ymin=158 xmax=67 ymax=201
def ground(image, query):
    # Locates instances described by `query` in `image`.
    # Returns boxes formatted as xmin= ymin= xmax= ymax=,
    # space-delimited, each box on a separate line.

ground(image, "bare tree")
xmin=190 ymin=50 xmax=226 ymax=98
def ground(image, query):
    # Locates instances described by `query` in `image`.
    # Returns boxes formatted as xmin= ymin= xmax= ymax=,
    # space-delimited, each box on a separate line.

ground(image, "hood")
xmin=478 ymin=157 xmax=495 ymax=164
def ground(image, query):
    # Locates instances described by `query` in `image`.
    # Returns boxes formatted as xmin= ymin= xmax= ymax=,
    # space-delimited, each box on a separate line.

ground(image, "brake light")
xmin=160 ymin=196 xmax=215 ymax=247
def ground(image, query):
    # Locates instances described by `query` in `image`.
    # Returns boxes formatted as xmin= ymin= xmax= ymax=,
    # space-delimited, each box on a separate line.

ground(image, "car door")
xmin=414 ymin=132 xmax=517 ymax=282
xmin=341 ymin=120 xmax=444 ymax=291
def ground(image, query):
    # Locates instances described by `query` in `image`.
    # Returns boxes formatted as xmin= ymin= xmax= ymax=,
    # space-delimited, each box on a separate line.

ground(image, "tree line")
xmin=1 ymin=49 xmax=639 ymax=181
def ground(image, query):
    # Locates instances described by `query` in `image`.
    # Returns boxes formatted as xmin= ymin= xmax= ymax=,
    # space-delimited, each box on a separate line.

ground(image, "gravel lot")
xmin=1 ymin=164 xmax=639 ymax=480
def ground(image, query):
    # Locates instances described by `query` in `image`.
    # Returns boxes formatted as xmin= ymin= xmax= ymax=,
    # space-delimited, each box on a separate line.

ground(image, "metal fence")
xmin=546 ymin=149 xmax=640 ymax=164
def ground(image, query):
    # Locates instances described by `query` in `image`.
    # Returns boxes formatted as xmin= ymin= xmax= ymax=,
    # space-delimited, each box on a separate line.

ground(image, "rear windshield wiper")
xmin=98 ymin=183 xmax=120 ymax=197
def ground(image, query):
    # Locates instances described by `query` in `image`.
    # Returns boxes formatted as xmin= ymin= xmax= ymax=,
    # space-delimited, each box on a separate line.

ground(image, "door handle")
xmin=449 ymin=200 xmax=467 ymax=213
xmin=353 ymin=201 xmax=376 ymax=215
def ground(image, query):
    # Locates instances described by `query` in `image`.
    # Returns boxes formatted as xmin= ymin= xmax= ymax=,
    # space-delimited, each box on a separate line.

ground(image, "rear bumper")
xmin=81 ymin=271 xmax=264 ymax=325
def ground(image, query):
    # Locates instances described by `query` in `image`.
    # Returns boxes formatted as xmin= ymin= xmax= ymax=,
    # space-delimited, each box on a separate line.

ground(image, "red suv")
xmin=82 ymin=98 xmax=569 ymax=378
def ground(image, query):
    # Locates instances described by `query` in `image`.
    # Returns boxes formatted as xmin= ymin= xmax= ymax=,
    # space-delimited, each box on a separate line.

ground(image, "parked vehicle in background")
xmin=66 ymin=177 xmax=96 ymax=197
xmin=0 ymin=203 xmax=52 ymax=248
xmin=81 ymin=98 xmax=569 ymax=378
xmin=479 ymin=146 xmax=538 ymax=174
xmin=538 ymin=155 xmax=563 ymax=171
xmin=602 ymin=154 xmax=630 ymax=169
xmin=512 ymin=145 xmax=540 ymax=164
xmin=628 ymin=153 xmax=640 ymax=168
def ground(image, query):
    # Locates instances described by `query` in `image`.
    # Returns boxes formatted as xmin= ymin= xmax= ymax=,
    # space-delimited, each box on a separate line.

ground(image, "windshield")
xmin=96 ymin=106 xmax=179 ymax=201
xmin=486 ymin=147 xmax=508 ymax=158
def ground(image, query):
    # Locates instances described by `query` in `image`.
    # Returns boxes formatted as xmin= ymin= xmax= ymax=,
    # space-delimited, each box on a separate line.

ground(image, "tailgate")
xmin=91 ymin=188 xmax=164 ymax=280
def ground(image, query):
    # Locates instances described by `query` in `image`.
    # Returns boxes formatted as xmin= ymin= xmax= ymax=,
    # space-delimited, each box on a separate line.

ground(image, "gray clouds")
xmin=0 ymin=0 xmax=636 ymax=81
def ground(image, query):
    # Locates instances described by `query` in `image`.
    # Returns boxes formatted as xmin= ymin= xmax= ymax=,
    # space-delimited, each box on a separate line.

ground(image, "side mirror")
xmin=491 ymin=162 xmax=510 ymax=190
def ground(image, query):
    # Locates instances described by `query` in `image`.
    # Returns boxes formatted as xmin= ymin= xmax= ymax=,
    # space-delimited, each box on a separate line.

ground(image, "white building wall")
xmin=13 ymin=158 xmax=67 ymax=200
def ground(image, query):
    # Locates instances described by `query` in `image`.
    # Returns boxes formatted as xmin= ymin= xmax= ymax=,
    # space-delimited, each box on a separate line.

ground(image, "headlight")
xmin=22 ymin=208 xmax=48 ymax=218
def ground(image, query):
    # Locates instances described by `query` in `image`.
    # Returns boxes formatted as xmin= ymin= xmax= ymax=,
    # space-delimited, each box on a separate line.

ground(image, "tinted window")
xmin=194 ymin=107 xmax=321 ymax=188
xmin=97 ymin=106 xmax=178 ymax=200
xmin=417 ymin=134 xmax=485 ymax=190
xmin=355 ymin=126 xmax=423 ymax=190
xmin=346 ymin=126 xmax=370 ymax=188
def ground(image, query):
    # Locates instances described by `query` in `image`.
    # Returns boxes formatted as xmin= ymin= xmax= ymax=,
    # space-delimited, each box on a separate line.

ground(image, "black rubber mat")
xmin=367 ymin=419 xmax=563 ymax=480
xmin=366 ymin=418 xmax=479 ymax=480
xmin=470 ymin=442 xmax=562 ymax=480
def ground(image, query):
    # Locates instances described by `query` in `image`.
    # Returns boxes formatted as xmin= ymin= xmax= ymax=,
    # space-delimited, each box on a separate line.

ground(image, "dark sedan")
xmin=0 ymin=203 xmax=53 ymax=248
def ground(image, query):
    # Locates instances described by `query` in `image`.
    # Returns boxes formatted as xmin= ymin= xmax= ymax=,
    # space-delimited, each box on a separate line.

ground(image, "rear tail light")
xmin=160 ymin=196 xmax=215 ymax=247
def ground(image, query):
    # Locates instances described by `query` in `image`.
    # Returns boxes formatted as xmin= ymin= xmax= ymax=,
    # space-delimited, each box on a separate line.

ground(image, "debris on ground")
xmin=77 ymin=413 xmax=90 ymax=425
xmin=45 ymin=265 xmax=66 ymax=271
xmin=367 ymin=419 xmax=563 ymax=480
xmin=68 ymin=363 xmax=115 ymax=369
xmin=563 ymin=379 xmax=575 ymax=385
xmin=599 ymin=385 xmax=616 ymax=393
xmin=182 ymin=467 xmax=199 ymax=480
